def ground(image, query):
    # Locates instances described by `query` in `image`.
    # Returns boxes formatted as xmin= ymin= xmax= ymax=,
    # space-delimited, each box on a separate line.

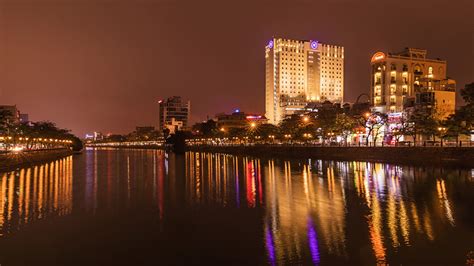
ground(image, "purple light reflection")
xmin=308 ymin=218 xmax=321 ymax=265
xmin=265 ymin=224 xmax=276 ymax=265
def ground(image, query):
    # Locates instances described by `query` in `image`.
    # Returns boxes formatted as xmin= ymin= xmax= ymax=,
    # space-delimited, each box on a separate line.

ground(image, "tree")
xmin=408 ymin=108 xmax=438 ymax=144
xmin=356 ymin=112 xmax=387 ymax=146
xmin=256 ymin=123 xmax=279 ymax=142
xmin=461 ymin=82 xmax=474 ymax=106
xmin=107 ymin=134 xmax=127 ymax=142
xmin=316 ymin=108 xmax=339 ymax=143
xmin=453 ymin=82 xmax=474 ymax=140
xmin=392 ymin=113 xmax=414 ymax=144
xmin=279 ymin=114 xmax=302 ymax=139
xmin=200 ymin=119 xmax=218 ymax=137
xmin=444 ymin=101 xmax=473 ymax=144
xmin=334 ymin=113 xmax=356 ymax=145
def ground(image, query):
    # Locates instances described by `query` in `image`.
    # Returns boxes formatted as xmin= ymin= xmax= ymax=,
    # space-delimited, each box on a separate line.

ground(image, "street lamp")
xmin=438 ymin=127 xmax=447 ymax=146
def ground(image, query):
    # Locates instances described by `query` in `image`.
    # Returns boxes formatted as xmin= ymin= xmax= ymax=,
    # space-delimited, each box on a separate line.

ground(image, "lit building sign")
xmin=310 ymin=40 xmax=318 ymax=50
xmin=246 ymin=115 xmax=262 ymax=120
xmin=267 ymin=40 xmax=274 ymax=49
xmin=388 ymin=112 xmax=403 ymax=124
xmin=371 ymin=52 xmax=386 ymax=62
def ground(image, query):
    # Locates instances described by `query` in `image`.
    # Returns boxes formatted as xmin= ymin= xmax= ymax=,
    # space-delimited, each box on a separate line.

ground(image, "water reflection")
xmin=0 ymin=150 xmax=472 ymax=265
xmin=184 ymin=152 xmax=471 ymax=264
xmin=0 ymin=157 xmax=73 ymax=236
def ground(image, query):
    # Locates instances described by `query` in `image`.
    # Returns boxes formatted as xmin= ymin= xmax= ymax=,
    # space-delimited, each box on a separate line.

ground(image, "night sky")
xmin=0 ymin=0 xmax=472 ymax=137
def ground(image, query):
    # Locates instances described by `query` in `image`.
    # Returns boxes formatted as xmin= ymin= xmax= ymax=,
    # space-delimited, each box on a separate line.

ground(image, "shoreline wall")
xmin=0 ymin=149 xmax=73 ymax=172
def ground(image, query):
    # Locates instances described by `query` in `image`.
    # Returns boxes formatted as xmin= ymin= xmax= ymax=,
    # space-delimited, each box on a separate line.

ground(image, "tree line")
xmin=0 ymin=112 xmax=83 ymax=151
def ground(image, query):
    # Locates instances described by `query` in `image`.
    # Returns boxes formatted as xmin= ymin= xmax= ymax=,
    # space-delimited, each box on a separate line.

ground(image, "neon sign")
xmin=246 ymin=115 xmax=262 ymax=120
xmin=371 ymin=52 xmax=386 ymax=62
xmin=267 ymin=40 xmax=274 ymax=49
xmin=310 ymin=40 xmax=318 ymax=50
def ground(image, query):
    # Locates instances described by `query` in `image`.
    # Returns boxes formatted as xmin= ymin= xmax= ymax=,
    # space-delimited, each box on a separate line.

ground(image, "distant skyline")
xmin=0 ymin=0 xmax=472 ymax=137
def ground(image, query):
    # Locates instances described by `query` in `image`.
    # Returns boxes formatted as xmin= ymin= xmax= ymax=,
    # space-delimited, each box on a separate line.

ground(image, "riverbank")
xmin=186 ymin=145 xmax=474 ymax=168
xmin=0 ymin=149 xmax=73 ymax=172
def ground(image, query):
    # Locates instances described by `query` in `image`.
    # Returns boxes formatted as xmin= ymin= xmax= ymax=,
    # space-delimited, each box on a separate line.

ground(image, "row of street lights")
xmin=0 ymin=136 xmax=73 ymax=143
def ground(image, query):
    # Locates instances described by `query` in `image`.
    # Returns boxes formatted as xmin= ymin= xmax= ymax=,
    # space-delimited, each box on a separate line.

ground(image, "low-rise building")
xmin=0 ymin=105 xmax=20 ymax=124
xmin=414 ymin=78 xmax=456 ymax=120
xmin=19 ymin=113 xmax=29 ymax=124
xmin=370 ymin=47 xmax=455 ymax=116
xmin=216 ymin=110 xmax=268 ymax=131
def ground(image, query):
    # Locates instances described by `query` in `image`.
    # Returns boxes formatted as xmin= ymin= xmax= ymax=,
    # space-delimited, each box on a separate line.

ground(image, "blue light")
xmin=234 ymin=109 xmax=240 ymax=113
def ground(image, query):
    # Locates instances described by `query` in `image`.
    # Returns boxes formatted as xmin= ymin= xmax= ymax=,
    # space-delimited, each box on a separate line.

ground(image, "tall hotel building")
xmin=265 ymin=37 xmax=344 ymax=124
xmin=370 ymin=48 xmax=455 ymax=118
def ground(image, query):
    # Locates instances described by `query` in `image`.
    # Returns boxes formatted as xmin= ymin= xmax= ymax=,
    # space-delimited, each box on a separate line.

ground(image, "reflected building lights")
xmin=436 ymin=179 xmax=455 ymax=226
xmin=0 ymin=157 xmax=73 ymax=236
xmin=0 ymin=150 xmax=469 ymax=263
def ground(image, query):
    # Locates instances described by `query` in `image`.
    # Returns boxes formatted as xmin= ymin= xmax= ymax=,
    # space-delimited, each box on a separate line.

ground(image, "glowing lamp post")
xmin=437 ymin=127 xmax=447 ymax=146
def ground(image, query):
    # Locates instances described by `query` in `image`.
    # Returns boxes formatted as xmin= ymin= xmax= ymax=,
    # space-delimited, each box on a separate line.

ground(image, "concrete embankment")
xmin=186 ymin=145 xmax=474 ymax=168
xmin=0 ymin=149 xmax=73 ymax=172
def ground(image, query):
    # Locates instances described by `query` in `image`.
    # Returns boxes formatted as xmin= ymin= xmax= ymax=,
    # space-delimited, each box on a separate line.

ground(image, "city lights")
xmin=0 ymin=5 xmax=471 ymax=265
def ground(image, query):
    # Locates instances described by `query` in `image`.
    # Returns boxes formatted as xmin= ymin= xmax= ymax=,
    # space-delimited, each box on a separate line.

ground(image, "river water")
xmin=0 ymin=148 xmax=472 ymax=265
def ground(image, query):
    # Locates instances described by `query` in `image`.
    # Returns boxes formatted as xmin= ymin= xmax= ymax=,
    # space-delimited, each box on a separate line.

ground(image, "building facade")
xmin=370 ymin=48 xmax=455 ymax=117
xmin=158 ymin=96 xmax=191 ymax=133
xmin=215 ymin=110 xmax=268 ymax=131
xmin=415 ymin=78 xmax=456 ymax=120
xmin=19 ymin=113 xmax=29 ymax=124
xmin=265 ymin=37 xmax=344 ymax=124
xmin=0 ymin=105 xmax=20 ymax=124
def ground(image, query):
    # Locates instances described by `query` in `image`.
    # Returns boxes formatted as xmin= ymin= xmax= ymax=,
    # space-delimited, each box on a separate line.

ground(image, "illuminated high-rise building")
xmin=370 ymin=48 xmax=455 ymax=118
xmin=265 ymin=37 xmax=344 ymax=124
xmin=158 ymin=96 xmax=191 ymax=133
